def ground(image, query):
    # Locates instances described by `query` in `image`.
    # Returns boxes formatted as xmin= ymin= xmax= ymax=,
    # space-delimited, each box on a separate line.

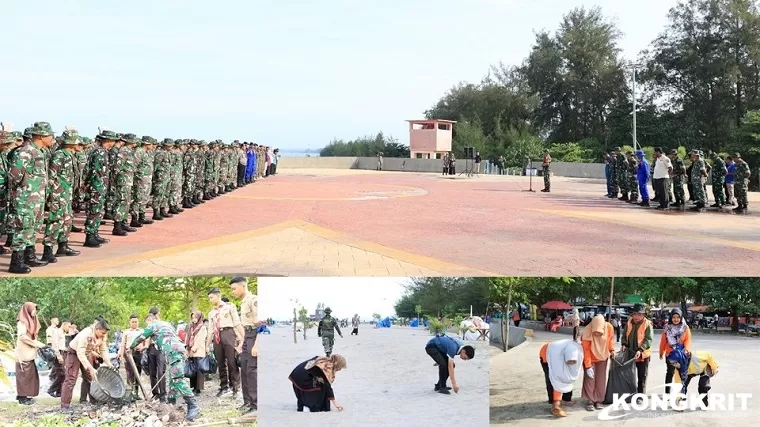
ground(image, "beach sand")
xmin=259 ymin=325 xmax=490 ymax=427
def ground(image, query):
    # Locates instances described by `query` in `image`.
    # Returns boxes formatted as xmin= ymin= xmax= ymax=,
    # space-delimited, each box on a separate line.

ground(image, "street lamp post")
xmin=632 ymin=66 xmax=638 ymax=152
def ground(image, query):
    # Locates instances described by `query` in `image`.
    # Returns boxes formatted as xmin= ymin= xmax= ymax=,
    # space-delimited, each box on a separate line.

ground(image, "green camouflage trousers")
xmin=131 ymin=176 xmax=152 ymax=215
xmin=167 ymin=359 xmax=194 ymax=400
xmin=691 ymin=178 xmax=706 ymax=205
xmin=672 ymin=176 xmax=685 ymax=204
xmin=113 ymin=174 xmax=134 ymax=222
xmin=736 ymin=179 xmax=749 ymax=207
xmin=10 ymin=192 xmax=45 ymax=252
xmin=322 ymin=335 xmax=334 ymax=355
xmin=712 ymin=179 xmax=726 ymax=205
xmin=542 ymin=166 xmax=550 ymax=189
xmin=628 ymin=173 xmax=638 ymax=199
xmin=43 ymin=198 xmax=73 ymax=246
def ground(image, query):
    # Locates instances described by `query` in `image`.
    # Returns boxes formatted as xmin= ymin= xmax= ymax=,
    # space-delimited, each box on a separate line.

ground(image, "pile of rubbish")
xmin=65 ymin=402 xmax=186 ymax=427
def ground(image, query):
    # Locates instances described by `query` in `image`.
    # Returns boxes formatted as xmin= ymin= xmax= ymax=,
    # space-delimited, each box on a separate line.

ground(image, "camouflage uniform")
xmin=131 ymin=137 xmax=154 ymax=223
xmin=113 ymin=134 xmax=137 ymax=224
xmin=609 ymin=152 xmax=619 ymax=196
xmin=627 ymin=153 xmax=639 ymax=202
xmin=615 ymin=149 xmax=629 ymax=199
xmin=671 ymin=153 xmax=686 ymax=206
xmin=219 ymin=145 xmax=229 ymax=193
xmin=213 ymin=145 xmax=222 ymax=192
xmin=541 ymin=150 xmax=551 ymax=192
xmin=130 ymin=320 xmax=200 ymax=420
xmin=710 ymin=153 xmax=727 ymax=207
xmin=734 ymin=156 xmax=751 ymax=210
xmin=42 ymin=130 xmax=81 ymax=258
xmin=690 ymin=151 xmax=707 ymax=207
xmin=106 ymin=142 xmax=120 ymax=218
xmin=317 ymin=309 xmax=342 ymax=356
xmin=182 ymin=142 xmax=196 ymax=206
xmin=152 ymin=140 xmax=172 ymax=218
xmin=193 ymin=142 xmax=205 ymax=202
xmin=73 ymin=138 xmax=90 ymax=212
xmin=84 ymin=131 xmax=117 ymax=241
xmin=170 ymin=142 xmax=184 ymax=210
xmin=0 ymin=132 xmax=14 ymax=241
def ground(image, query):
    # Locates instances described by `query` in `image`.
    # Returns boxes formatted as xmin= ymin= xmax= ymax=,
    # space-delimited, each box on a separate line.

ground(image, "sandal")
xmin=586 ymin=403 xmax=595 ymax=411
xmin=552 ymin=406 xmax=568 ymax=417
xmin=594 ymin=402 xmax=603 ymax=410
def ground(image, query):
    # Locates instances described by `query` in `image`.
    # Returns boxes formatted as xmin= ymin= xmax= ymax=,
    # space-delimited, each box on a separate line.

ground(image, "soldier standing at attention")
xmin=42 ymin=129 xmax=82 ymax=262
xmin=130 ymin=314 xmax=201 ymax=421
xmin=0 ymin=125 xmax=15 ymax=255
xmin=669 ymin=150 xmax=687 ymax=209
xmin=152 ymin=139 xmax=172 ymax=220
xmin=709 ymin=152 xmax=727 ymax=208
xmin=207 ymin=288 xmax=244 ymax=398
xmin=541 ymin=149 xmax=551 ymax=192
xmin=733 ymin=152 xmax=751 ymax=213
xmin=112 ymin=134 xmax=138 ymax=236
xmin=194 ymin=141 xmax=206 ymax=204
xmin=626 ymin=151 xmax=639 ymax=204
xmin=72 ymin=136 xmax=90 ymax=215
xmin=231 ymin=277 xmax=258 ymax=415
xmin=317 ymin=307 xmax=343 ymax=357
xmin=83 ymin=130 xmax=118 ymax=248
xmin=203 ymin=142 xmax=216 ymax=200
xmin=182 ymin=140 xmax=197 ymax=209
xmin=104 ymin=136 xmax=121 ymax=221
xmin=6 ymin=122 xmax=55 ymax=274
xmin=689 ymin=150 xmax=708 ymax=211
xmin=614 ymin=147 xmax=629 ymax=201
xmin=169 ymin=140 xmax=184 ymax=214
xmin=130 ymin=136 xmax=155 ymax=227
xmin=608 ymin=151 xmax=619 ymax=198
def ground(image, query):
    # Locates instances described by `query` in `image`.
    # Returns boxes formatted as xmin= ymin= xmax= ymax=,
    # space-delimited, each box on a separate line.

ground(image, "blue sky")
xmin=0 ymin=0 xmax=677 ymax=149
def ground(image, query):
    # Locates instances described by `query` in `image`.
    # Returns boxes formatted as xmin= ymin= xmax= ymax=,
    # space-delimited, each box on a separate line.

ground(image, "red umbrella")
xmin=541 ymin=301 xmax=573 ymax=310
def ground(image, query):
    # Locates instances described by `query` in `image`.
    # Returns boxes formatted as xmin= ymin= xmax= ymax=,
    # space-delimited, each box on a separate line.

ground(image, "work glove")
xmin=586 ymin=368 xmax=595 ymax=379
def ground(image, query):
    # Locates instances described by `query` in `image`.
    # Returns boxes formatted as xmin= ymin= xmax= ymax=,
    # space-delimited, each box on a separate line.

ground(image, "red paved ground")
xmin=1 ymin=170 xmax=758 ymax=277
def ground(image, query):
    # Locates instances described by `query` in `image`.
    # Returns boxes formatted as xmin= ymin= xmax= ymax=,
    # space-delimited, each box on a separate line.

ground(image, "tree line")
xmin=320 ymin=132 xmax=410 ymax=157
xmin=489 ymin=276 xmax=760 ymax=331
xmin=393 ymin=277 xmax=490 ymax=322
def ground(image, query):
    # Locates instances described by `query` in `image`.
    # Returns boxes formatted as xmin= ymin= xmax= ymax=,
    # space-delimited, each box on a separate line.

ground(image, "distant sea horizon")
xmin=278 ymin=150 xmax=321 ymax=157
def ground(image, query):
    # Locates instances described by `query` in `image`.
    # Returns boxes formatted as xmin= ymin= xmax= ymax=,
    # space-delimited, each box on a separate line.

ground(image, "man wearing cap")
xmin=152 ymin=139 xmax=172 ymax=220
xmin=634 ymin=151 xmax=650 ymax=207
xmin=230 ymin=277 xmax=258 ymax=415
xmin=607 ymin=151 xmax=618 ymax=198
xmin=540 ymin=149 xmax=551 ymax=192
xmin=733 ymin=152 xmax=751 ymax=212
xmin=626 ymin=151 xmax=639 ymax=203
xmin=131 ymin=137 xmax=155 ymax=227
xmin=104 ymin=136 xmax=121 ymax=221
xmin=668 ymin=150 xmax=687 ymax=209
xmin=709 ymin=152 xmax=727 ymax=208
xmin=169 ymin=140 xmax=184 ymax=214
xmin=318 ymin=307 xmax=343 ymax=357
xmin=182 ymin=140 xmax=197 ymax=209
xmin=73 ymin=137 xmax=91 ymax=215
xmin=621 ymin=304 xmax=653 ymax=395
xmin=42 ymin=129 xmax=82 ymax=262
xmin=0 ymin=124 xmax=16 ymax=254
xmin=193 ymin=141 xmax=206 ymax=204
xmin=83 ymin=130 xmax=119 ymax=248
xmin=689 ymin=150 xmax=707 ymax=210
xmin=112 ymin=134 xmax=138 ymax=236
xmin=6 ymin=122 xmax=55 ymax=273
xmin=614 ymin=147 xmax=629 ymax=201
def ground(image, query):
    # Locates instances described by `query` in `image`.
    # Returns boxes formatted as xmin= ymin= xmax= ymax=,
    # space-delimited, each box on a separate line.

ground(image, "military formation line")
xmin=0 ymin=122 xmax=279 ymax=274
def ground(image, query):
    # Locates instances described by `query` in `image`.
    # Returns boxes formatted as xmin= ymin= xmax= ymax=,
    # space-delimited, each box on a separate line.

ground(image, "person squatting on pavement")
xmin=130 ymin=314 xmax=201 ymax=421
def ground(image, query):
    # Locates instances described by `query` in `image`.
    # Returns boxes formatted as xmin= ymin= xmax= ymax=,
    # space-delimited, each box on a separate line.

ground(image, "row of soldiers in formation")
xmin=606 ymin=147 xmax=751 ymax=212
xmin=0 ymin=122 xmax=276 ymax=274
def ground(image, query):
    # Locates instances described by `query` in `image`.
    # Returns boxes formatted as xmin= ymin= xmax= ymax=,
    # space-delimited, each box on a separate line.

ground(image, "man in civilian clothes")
xmin=146 ymin=307 xmax=167 ymax=402
xmin=424 ymin=335 xmax=475 ymax=395
xmin=47 ymin=319 xmax=70 ymax=397
xmin=119 ymin=314 xmax=145 ymax=400
xmin=231 ymin=277 xmax=258 ymax=415
xmin=207 ymin=288 xmax=245 ymax=398
xmin=725 ymin=156 xmax=736 ymax=206
xmin=652 ymin=147 xmax=673 ymax=210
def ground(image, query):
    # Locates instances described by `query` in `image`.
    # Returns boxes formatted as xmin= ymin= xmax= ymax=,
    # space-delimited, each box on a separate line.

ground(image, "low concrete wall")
xmin=279 ymin=156 xmax=606 ymax=178
xmin=489 ymin=319 xmax=527 ymax=348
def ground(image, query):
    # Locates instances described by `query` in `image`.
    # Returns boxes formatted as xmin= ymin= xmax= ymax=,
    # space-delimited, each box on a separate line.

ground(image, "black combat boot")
xmin=177 ymin=204 xmax=185 ymax=212
xmin=139 ymin=213 xmax=153 ymax=225
xmin=71 ymin=225 xmax=83 ymax=233
xmin=103 ymin=212 xmax=114 ymax=220
xmin=183 ymin=396 xmax=201 ymax=421
xmin=5 ymin=234 xmax=12 ymax=247
xmin=169 ymin=206 xmax=180 ymax=215
xmin=202 ymin=193 xmax=211 ymax=201
xmin=112 ymin=222 xmax=128 ymax=236
xmin=95 ymin=233 xmax=110 ymax=244
xmin=618 ymin=193 xmax=629 ymax=201
xmin=8 ymin=251 xmax=31 ymax=274
xmin=153 ymin=209 xmax=163 ymax=220
xmin=122 ymin=221 xmax=137 ymax=233
xmin=194 ymin=195 xmax=204 ymax=204
xmin=130 ymin=214 xmax=143 ymax=228
xmin=0 ymin=244 xmax=5 ymax=255
xmin=84 ymin=234 xmax=102 ymax=248
xmin=161 ymin=207 xmax=173 ymax=218
xmin=56 ymin=242 xmax=80 ymax=256
xmin=41 ymin=245 xmax=58 ymax=263
xmin=182 ymin=197 xmax=193 ymax=209
xmin=25 ymin=246 xmax=48 ymax=267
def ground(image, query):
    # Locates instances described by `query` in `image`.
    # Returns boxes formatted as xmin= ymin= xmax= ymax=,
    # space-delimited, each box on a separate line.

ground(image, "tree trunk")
xmin=293 ymin=308 xmax=298 ymax=344
xmin=503 ymin=283 xmax=513 ymax=353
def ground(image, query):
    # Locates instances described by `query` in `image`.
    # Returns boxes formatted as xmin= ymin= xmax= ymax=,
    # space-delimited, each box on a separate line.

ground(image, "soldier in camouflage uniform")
xmin=84 ymin=130 xmax=119 ymax=248
xmin=614 ymin=147 xmax=629 ymax=201
xmin=212 ymin=142 xmax=222 ymax=194
xmin=317 ymin=307 xmax=343 ymax=357
xmin=130 ymin=136 xmax=155 ymax=227
xmin=689 ymin=150 xmax=708 ymax=211
xmin=626 ymin=151 xmax=639 ymax=203
xmin=182 ymin=140 xmax=197 ymax=209
xmin=152 ymin=139 xmax=172 ymax=220
xmin=203 ymin=142 xmax=217 ymax=199
xmin=0 ymin=125 xmax=16 ymax=255
xmin=41 ymin=129 xmax=82 ymax=262
xmin=112 ymin=134 xmax=138 ymax=236
xmin=218 ymin=143 xmax=229 ymax=194
xmin=104 ymin=137 xmax=121 ymax=220
xmin=72 ymin=136 xmax=90 ymax=214
xmin=709 ymin=152 xmax=727 ymax=208
xmin=169 ymin=140 xmax=184 ymax=214
xmin=541 ymin=149 xmax=551 ymax=192
xmin=669 ymin=150 xmax=687 ymax=209
xmin=6 ymin=122 xmax=55 ymax=273
xmin=4 ymin=129 xmax=30 ymax=248
xmin=130 ymin=314 xmax=201 ymax=421
xmin=733 ymin=152 xmax=751 ymax=212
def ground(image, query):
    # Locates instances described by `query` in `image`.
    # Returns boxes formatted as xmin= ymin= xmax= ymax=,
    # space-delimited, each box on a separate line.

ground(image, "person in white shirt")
xmin=652 ymin=147 xmax=673 ymax=209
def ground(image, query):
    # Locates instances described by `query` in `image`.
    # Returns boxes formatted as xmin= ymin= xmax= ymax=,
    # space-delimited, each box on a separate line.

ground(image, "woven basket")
xmin=89 ymin=366 xmax=127 ymax=403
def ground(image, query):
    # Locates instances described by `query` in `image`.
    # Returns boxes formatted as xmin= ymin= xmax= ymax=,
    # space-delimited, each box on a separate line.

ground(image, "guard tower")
xmin=406 ymin=119 xmax=455 ymax=159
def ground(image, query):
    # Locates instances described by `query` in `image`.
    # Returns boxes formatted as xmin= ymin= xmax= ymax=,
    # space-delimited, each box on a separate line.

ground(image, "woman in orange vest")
xmin=659 ymin=307 xmax=692 ymax=394
xmin=621 ymin=304 xmax=653 ymax=394
xmin=539 ymin=339 xmax=583 ymax=417
xmin=581 ymin=315 xmax=615 ymax=410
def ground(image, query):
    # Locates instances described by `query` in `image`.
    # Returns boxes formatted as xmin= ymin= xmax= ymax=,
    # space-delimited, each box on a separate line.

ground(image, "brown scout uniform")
xmin=61 ymin=326 xmax=110 ymax=407
xmin=207 ymin=302 xmax=244 ymax=392
xmin=48 ymin=327 xmax=67 ymax=395
xmin=240 ymin=292 xmax=259 ymax=409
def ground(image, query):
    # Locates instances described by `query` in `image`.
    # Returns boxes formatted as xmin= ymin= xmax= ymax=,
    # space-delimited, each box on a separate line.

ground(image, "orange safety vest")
xmin=624 ymin=319 xmax=652 ymax=360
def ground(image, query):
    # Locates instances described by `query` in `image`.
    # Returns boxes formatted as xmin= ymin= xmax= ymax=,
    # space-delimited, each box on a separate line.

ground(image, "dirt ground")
xmin=259 ymin=325 xmax=490 ymax=427
xmin=0 ymin=370 xmax=255 ymax=426
xmin=490 ymin=329 xmax=760 ymax=426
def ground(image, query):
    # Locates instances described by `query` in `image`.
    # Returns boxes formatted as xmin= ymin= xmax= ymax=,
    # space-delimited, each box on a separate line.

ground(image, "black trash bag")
xmin=604 ymin=349 xmax=638 ymax=404
xmin=184 ymin=358 xmax=198 ymax=378
xmin=38 ymin=346 xmax=57 ymax=363
xmin=140 ymin=350 xmax=149 ymax=372
xmin=198 ymin=353 xmax=217 ymax=374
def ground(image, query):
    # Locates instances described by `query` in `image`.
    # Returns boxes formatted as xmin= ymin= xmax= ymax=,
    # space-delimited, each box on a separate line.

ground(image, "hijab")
xmin=306 ymin=354 xmax=347 ymax=384
xmin=186 ymin=310 xmax=205 ymax=349
xmin=581 ymin=314 xmax=610 ymax=361
xmin=17 ymin=302 xmax=40 ymax=340
xmin=571 ymin=308 xmax=580 ymax=326
xmin=665 ymin=308 xmax=688 ymax=347
xmin=546 ymin=339 xmax=583 ymax=393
